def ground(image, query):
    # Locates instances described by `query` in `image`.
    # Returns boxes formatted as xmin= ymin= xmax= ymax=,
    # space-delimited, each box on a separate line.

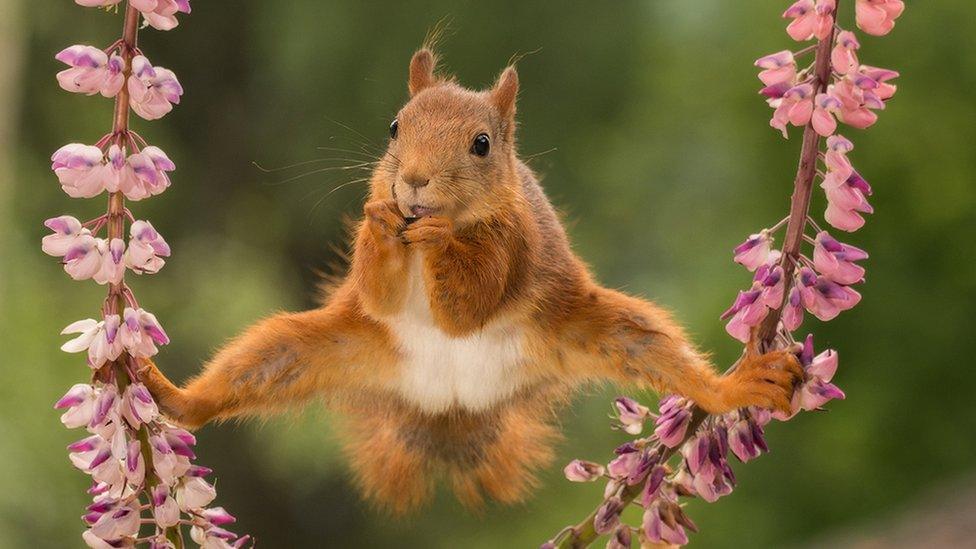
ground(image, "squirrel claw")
xmin=402 ymin=216 xmax=453 ymax=249
xmin=720 ymin=349 xmax=803 ymax=414
xmin=364 ymin=199 xmax=407 ymax=240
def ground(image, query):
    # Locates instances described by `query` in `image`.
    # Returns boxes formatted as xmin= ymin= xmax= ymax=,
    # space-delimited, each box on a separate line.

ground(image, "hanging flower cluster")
xmin=544 ymin=1 xmax=902 ymax=547
xmin=762 ymin=0 xmax=901 ymax=138
xmin=46 ymin=2 xmax=250 ymax=547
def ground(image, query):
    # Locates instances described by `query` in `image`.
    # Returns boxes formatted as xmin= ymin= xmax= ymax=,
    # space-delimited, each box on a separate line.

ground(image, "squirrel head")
xmin=379 ymin=48 xmax=521 ymax=224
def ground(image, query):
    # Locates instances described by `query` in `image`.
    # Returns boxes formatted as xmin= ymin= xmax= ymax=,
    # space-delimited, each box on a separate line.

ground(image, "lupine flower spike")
xmin=545 ymin=1 xmax=900 ymax=546
xmin=47 ymin=1 xmax=249 ymax=547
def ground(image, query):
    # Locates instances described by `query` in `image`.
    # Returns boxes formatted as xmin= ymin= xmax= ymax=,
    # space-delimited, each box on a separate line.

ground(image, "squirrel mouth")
xmin=408 ymin=205 xmax=439 ymax=218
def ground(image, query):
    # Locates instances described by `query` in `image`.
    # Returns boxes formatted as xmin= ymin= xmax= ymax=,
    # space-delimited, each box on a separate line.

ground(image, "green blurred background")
xmin=1 ymin=1 xmax=974 ymax=547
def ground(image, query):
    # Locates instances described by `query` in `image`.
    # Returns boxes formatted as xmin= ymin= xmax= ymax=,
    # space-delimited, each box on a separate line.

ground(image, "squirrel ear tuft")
xmin=490 ymin=66 xmax=519 ymax=121
xmin=408 ymin=49 xmax=437 ymax=96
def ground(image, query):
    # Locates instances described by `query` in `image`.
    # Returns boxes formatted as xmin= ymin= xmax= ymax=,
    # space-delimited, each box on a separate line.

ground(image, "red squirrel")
xmin=139 ymin=48 xmax=802 ymax=513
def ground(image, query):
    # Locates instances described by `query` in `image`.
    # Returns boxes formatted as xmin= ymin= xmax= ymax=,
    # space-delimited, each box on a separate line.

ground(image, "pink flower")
xmin=775 ymin=335 xmax=845 ymax=419
xmin=796 ymin=267 xmax=862 ymax=321
xmin=82 ymin=528 xmax=133 ymax=549
xmin=75 ymin=0 xmax=192 ymax=31
xmin=563 ymin=460 xmax=605 ymax=482
xmin=821 ymin=136 xmax=873 ymax=232
xmin=653 ymin=396 xmax=692 ymax=447
xmin=721 ymin=263 xmax=782 ymax=343
xmin=754 ymin=50 xmax=796 ymax=86
xmin=125 ymin=220 xmax=171 ymax=273
xmin=733 ymin=231 xmax=773 ymax=271
xmin=822 ymin=169 xmax=873 ymax=232
xmin=855 ymin=0 xmax=904 ymax=36
xmin=123 ymin=439 xmax=146 ymax=487
xmin=681 ymin=428 xmax=735 ymax=503
xmin=200 ymin=508 xmax=237 ymax=527
xmin=614 ymin=396 xmax=651 ymax=434
xmin=643 ymin=499 xmax=691 ymax=546
xmin=135 ymin=0 xmax=192 ymax=31
xmin=123 ymin=146 xmax=176 ymax=200
xmin=51 ymin=143 xmax=112 ymax=198
xmin=89 ymin=501 xmax=141 ymax=542
xmin=61 ymin=316 xmax=124 ymax=368
xmin=57 ymin=236 xmax=127 ymax=284
xmin=120 ymin=307 xmax=170 ymax=358
xmin=42 ymin=215 xmax=90 ymax=256
xmin=150 ymin=434 xmax=191 ymax=485
xmin=813 ymin=231 xmax=868 ymax=284
xmin=812 ymin=93 xmax=841 ymax=137
xmin=726 ymin=414 xmax=768 ymax=463
xmin=607 ymin=443 xmax=640 ymax=480
xmin=55 ymin=383 xmax=100 ymax=428
xmin=829 ymin=68 xmax=898 ymax=130
xmin=128 ymin=56 xmax=183 ymax=120
xmin=831 ymin=31 xmax=861 ymax=75
xmin=176 ymin=477 xmax=217 ymax=511
xmin=767 ymin=83 xmax=815 ymax=138
xmin=151 ymin=485 xmax=181 ymax=528
xmin=721 ymin=289 xmax=766 ymax=342
xmin=782 ymin=286 xmax=804 ymax=331
xmin=121 ymin=383 xmax=159 ymax=427
xmin=55 ymin=45 xmax=124 ymax=98
xmin=783 ymin=0 xmax=835 ymax=42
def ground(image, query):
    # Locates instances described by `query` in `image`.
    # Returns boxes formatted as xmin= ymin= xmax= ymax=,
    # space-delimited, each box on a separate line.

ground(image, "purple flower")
xmin=643 ymin=499 xmax=691 ymax=546
xmin=593 ymin=496 xmax=624 ymax=535
xmin=774 ymin=335 xmax=845 ymax=420
xmin=607 ymin=525 xmax=632 ymax=549
xmin=125 ymin=220 xmax=171 ymax=274
xmin=654 ymin=396 xmax=693 ymax=447
xmin=727 ymin=414 xmax=768 ymax=463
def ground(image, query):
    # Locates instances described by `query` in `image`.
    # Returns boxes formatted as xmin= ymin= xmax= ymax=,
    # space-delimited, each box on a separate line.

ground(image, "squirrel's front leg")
xmin=402 ymin=217 xmax=509 ymax=336
xmin=351 ymin=199 xmax=410 ymax=316
xmin=557 ymin=287 xmax=803 ymax=415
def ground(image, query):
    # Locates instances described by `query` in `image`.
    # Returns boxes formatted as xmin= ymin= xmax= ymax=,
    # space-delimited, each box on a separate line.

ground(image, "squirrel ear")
xmin=408 ymin=49 xmax=437 ymax=96
xmin=490 ymin=66 xmax=519 ymax=121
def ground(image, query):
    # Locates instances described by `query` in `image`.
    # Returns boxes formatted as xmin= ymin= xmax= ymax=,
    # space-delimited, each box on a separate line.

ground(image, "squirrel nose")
xmin=405 ymin=176 xmax=430 ymax=189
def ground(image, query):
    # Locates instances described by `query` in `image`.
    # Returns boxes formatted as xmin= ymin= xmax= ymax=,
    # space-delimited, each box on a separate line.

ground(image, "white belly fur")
xmin=382 ymin=253 xmax=526 ymax=413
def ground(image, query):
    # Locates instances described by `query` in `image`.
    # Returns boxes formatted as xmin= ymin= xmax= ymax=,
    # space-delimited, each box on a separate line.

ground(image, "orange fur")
xmin=140 ymin=47 xmax=801 ymax=513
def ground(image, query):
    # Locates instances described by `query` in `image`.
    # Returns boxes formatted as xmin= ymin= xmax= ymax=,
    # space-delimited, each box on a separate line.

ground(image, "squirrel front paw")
xmin=364 ymin=199 xmax=407 ymax=242
xmin=718 ymin=348 xmax=803 ymax=414
xmin=402 ymin=216 xmax=454 ymax=250
xmin=137 ymin=359 xmax=202 ymax=429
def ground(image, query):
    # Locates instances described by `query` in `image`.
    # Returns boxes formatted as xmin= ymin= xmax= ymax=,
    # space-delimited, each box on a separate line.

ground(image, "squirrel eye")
xmin=471 ymin=133 xmax=490 ymax=157
xmin=389 ymin=118 xmax=399 ymax=139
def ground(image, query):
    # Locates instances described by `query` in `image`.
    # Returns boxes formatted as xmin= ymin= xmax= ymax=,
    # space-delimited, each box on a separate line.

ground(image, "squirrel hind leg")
xmin=444 ymin=403 xmax=560 ymax=509
xmin=339 ymin=414 xmax=435 ymax=516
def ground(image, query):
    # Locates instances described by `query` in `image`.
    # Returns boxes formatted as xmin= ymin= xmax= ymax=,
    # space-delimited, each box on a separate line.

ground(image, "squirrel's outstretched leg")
xmin=555 ymin=286 xmax=802 ymax=414
xmin=139 ymin=291 xmax=395 ymax=429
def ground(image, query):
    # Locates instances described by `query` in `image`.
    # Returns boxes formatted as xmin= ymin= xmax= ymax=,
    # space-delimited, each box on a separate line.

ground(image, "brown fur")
xmin=139 ymin=48 xmax=802 ymax=513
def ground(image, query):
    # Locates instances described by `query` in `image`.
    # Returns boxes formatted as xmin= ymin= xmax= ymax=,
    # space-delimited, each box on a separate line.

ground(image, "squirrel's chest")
xmin=382 ymin=254 xmax=527 ymax=413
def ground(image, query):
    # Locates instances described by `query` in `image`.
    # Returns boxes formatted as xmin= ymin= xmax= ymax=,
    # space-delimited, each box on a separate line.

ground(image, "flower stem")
xmin=756 ymin=17 xmax=837 ymax=345
xmin=550 ymin=5 xmax=840 ymax=547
